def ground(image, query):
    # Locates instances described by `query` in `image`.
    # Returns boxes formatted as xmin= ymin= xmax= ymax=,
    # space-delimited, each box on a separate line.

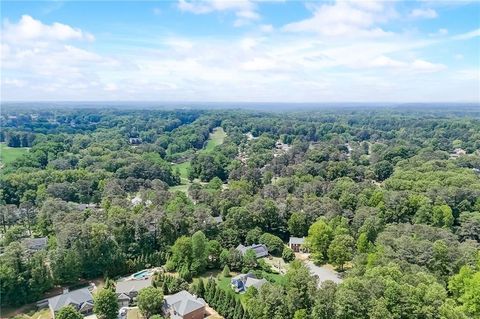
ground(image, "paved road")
xmin=306 ymin=261 xmax=343 ymax=285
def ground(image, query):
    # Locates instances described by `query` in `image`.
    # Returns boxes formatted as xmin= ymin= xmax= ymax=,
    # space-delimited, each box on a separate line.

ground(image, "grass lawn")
xmin=5 ymin=308 xmax=52 ymax=319
xmin=203 ymin=127 xmax=226 ymax=152
xmin=172 ymin=161 xmax=191 ymax=179
xmin=0 ymin=143 xmax=29 ymax=165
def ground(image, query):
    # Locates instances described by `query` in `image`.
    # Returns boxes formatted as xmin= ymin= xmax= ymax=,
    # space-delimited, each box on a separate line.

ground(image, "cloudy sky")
xmin=1 ymin=0 xmax=479 ymax=102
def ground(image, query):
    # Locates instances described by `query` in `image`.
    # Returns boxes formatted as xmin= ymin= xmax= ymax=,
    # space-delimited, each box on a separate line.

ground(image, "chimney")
xmin=62 ymin=288 xmax=69 ymax=294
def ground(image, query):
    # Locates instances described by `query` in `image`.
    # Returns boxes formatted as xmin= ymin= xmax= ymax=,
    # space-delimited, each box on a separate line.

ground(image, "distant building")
xmin=212 ymin=216 xmax=223 ymax=224
xmin=450 ymin=148 xmax=467 ymax=159
xmin=288 ymin=237 xmax=306 ymax=253
xmin=131 ymin=195 xmax=142 ymax=206
xmin=236 ymin=244 xmax=268 ymax=258
xmin=22 ymin=237 xmax=48 ymax=252
xmin=115 ymin=277 xmax=152 ymax=307
xmin=129 ymin=137 xmax=142 ymax=145
xmin=48 ymin=288 xmax=94 ymax=318
xmin=163 ymin=290 xmax=206 ymax=319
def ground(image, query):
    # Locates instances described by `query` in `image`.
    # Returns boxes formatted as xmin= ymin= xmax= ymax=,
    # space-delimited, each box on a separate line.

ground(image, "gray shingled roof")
xmin=289 ymin=237 xmax=305 ymax=245
xmin=23 ymin=237 xmax=48 ymax=251
xmin=164 ymin=290 xmax=205 ymax=316
xmin=48 ymin=288 xmax=93 ymax=312
xmin=245 ymin=277 xmax=267 ymax=290
xmin=115 ymin=278 xmax=152 ymax=294
xmin=236 ymin=244 xmax=268 ymax=258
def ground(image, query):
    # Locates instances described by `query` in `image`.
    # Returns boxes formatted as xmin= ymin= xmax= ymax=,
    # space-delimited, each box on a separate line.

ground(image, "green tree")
xmin=94 ymin=288 xmax=119 ymax=319
xmin=282 ymin=247 xmax=295 ymax=263
xmin=191 ymin=231 xmax=208 ymax=275
xmin=306 ymin=218 xmax=333 ymax=263
xmin=222 ymin=265 xmax=231 ymax=277
xmin=288 ymin=212 xmax=308 ymax=237
xmin=56 ymin=306 xmax=84 ymax=319
xmin=327 ymin=234 xmax=355 ymax=271
xmin=243 ymin=249 xmax=258 ymax=270
xmin=138 ymin=287 xmax=164 ymax=319
xmin=259 ymin=233 xmax=284 ymax=256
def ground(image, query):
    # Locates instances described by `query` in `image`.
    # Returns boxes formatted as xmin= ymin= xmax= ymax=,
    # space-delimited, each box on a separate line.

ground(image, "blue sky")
xmin=1 ymin=0 xmax=479 ymax=102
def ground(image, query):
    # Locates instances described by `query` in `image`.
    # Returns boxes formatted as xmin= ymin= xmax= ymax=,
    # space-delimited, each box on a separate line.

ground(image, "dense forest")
xmin=1 ymin=106 xmax=480 ymax=319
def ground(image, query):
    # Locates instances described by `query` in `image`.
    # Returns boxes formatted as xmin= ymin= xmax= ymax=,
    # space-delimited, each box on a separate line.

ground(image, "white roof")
xmin=289 ymin=237 xmax=305 ymax=245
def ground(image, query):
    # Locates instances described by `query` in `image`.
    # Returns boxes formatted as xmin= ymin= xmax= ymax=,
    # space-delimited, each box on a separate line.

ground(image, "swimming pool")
xmin=132 ymin=270 xmax=150 ymax=279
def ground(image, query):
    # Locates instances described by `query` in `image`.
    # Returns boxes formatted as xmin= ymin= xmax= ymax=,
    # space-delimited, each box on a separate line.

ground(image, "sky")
xmin=1 ymin=0 xmax=479 ymax=103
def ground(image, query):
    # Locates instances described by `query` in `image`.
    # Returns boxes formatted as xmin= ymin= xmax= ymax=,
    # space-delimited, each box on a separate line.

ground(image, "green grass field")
xmin=0 ymin=143 xmax=29 ymax=165
xmin=170 ymin=127 xmax=226 ymax=193
xmin=173 ymin=161 xmax=191 ymax=179
xmin=203 ymin=127 xmax=226 ymax=152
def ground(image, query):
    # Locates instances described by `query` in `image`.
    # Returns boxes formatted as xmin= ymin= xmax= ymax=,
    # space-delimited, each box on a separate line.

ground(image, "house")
xmin=22 ymin=237 xmax=48 ymax=252
xmin=129 ymin=137 xmax=142 ymax=145
xmin=450 ymin=148 xmax=467 ymax=159
xmin=289 ymin=237 xmax=306 ymax=253
xmin=163 ymin=290 xmax=206 ymax=319
xmin=115 ymin=277 xmax=152 ymax=307
xmin=48 ymin=288 xmax=94 ymax=318
xmin=245 ymin=277 xmax=267 ymax=291
xmin=231 ymin=273 xmax=267 ymax=293
xmin=212 ymin=216 xmax=223 ymax=224
xmin=236 ymin=244 xmax=268 ymax=258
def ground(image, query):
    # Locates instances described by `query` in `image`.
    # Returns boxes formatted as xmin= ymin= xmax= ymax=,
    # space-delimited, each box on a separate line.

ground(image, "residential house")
xmin=48 ymin=288 xmax=94 ymax=318
xmin=231 ymin=273 xmax=267 ymax=293
xmin=163 ymin=290 xmax=206 ymax=319
xmin=129 ymin=137 xmax=142 ymax=145
xmin=288 ymin=237 xmax=306 ymax=253
xmin=22 ymin=237 xmax=48 ymax=252
xmin=236 ymin=244 xmax=268 ymax=258
xmin=115 ymin=277 xmax=152 ymax=307
xmin=450 ymin=148 xmax=467 ymax=159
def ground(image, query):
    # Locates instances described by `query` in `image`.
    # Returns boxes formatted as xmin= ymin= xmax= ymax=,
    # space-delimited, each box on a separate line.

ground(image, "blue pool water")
xmin=133 ymin=270 xmax=149 ymax=279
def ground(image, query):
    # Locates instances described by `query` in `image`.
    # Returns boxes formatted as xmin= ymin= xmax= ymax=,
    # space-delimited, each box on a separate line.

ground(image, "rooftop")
xmin=116 ymin=277 xmax=152 ymax=294
xmin=164 ymin=290 xmax=205 ymax=316
xmin=236 ymin=244 xmax=268 ymax=258
xmin=48 ymin=288 xmax=93 ymax=312
xmin=289 ymin=237 xmax=305 ymax=245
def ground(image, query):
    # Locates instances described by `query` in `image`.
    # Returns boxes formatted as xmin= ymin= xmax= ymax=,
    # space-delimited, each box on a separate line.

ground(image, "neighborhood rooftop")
xmin=115 ymin=277 xmax=152 ymax=294
xmin=164 ymin=290 xmax=205 ymax=317
xmin=289 ymin=237 xmax=305 ymax=245
xmin=48 ymin=287 xmax=93 ymax=312
xmin=236 ymin=244 xmax=268 ymax=258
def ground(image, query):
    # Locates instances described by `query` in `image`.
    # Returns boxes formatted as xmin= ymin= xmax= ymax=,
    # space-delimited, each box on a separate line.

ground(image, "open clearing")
xmin=0 ymin=143 xmax=29 ymax=165
xmin=170 ymin=127 xmax=226 ymax=194
xmin=203 ymin=127 xmax=226 ymax=152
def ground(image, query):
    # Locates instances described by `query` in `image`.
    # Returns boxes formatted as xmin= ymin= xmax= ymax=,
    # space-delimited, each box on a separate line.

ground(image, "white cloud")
xmin=1 ymin=11 xmax=476 ymax=102
xmin=283 ymin=1 xmax=395 ymax=37
xmin=453 ymin=28 xmax=480 ymax=40
xmin=178 ymin=0 xmax=259 ymax=26
xmin=2 ymin=15 xmax=94 ymax=43
xmin=260 ymin=24 xmax=274 ymax=33
xmin=410 ymin=8 xmax=438 ymax=19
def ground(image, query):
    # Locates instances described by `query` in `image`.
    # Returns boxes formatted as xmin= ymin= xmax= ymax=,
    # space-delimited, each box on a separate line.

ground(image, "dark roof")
xmin=48 ymin=288 xmax=93 ymax=312
xmin=22 ymin=237 xmax=48 ymax=251
xmin=236 ymin=244 xmax=268 ymax=258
